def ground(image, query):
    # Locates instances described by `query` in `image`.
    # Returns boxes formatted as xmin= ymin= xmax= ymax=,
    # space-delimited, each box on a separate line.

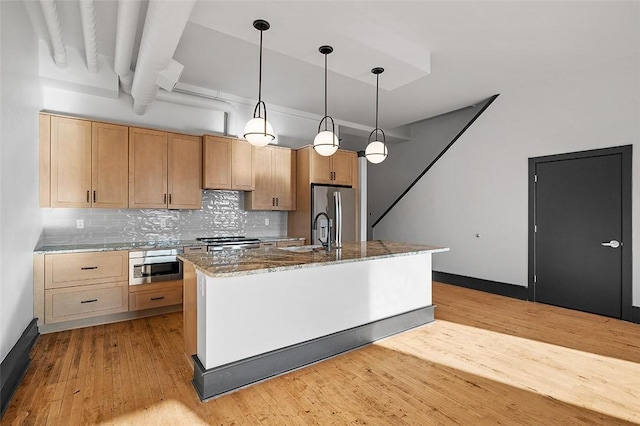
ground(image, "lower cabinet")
xmin=34 ymin=250 xmax=183 ymax=332
xmin=45 ymin=282 xmax=128 ymax=324
xmin=129 ymin=280 xmax=183 ymax=311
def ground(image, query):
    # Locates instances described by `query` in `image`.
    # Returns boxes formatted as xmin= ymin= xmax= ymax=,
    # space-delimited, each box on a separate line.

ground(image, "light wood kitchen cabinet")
xmin=91 ymin=122 xmax=129 ymax=208
xmin=37 ymin=251 xmax=129 ymax=325
xmin=183 ymin=261 xmax=197 ymax=356
xmin=168 ymin=133 xmax=202 ymax=209
xmin=129 ymin=127 xmax=168 ymax=208
xmin=245 ymin=146 xmax=296 ymax=210
xmin=129 ymin=128 xmax=202 ymax=209
xmin=45 ymin=282 xmax=128 ymax=324
xmin=44 ymin=250 xmax=128 ymax=289
xmin=203 ymin=135 xmax=255 ymax=191
xmin=129 ymin=280 xmax=183 ymax=311
xmin=43 ymin=115 xmax=128 ymax=208
xmin=49 ymin=116 xmax=92 ymax=208
xmin=309 ymin=147 xmax=356 ymax=186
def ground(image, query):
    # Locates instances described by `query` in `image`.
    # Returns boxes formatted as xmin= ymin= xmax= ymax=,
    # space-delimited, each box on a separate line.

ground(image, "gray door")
xmin=531 ymin=148 xmax=631 ymax=319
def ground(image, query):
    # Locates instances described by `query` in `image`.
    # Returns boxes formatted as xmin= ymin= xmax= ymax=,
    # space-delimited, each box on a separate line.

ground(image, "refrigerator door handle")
xmin=334 ymin=191 xmax=342 ymax=248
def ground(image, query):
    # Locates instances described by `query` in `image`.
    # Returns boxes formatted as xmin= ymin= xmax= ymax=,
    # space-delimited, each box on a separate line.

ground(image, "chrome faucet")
xmin=312 ymin=212 xmax=332 ymax=252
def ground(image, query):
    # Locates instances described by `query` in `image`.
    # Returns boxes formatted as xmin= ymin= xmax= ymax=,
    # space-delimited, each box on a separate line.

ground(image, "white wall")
xmin=0 ymin=1 xmax=43 ymax=361
xmin=375 ymin=54 xmax=640 ymax=305
xmin=42 ymin=86 xmax=321 ymax=149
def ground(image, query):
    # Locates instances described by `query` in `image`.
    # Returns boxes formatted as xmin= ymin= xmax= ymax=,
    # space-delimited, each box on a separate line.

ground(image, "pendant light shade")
xmin=244 ymin=19 xmax=275 ymax=147
xmin=244 ymin=117 xmax=274 ymax=147
xmin=365 ymin=140 xmax=388 ymax=164
xmin=314 ymin=45 xmax=339 ymax=157
xmin=365 ymin=67 xmax=388 ymax=164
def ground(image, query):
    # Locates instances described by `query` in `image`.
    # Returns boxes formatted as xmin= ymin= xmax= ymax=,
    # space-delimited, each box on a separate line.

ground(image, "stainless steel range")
xmin=194 ymin=236 xmax=261 ymax=252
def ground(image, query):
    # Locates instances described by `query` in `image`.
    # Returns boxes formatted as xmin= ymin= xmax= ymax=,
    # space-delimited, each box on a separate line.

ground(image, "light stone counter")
xmin=178 ymin=240 xmax=448 ymax=278
xmin=33 ymin=236 xmax=305 ymax=254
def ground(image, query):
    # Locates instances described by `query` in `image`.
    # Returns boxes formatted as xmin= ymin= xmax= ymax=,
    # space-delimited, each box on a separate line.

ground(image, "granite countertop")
xmin=34 ymin=236 xmax=305 ymax=254
xmin=178 ymin=241 xmax=449 ymax=278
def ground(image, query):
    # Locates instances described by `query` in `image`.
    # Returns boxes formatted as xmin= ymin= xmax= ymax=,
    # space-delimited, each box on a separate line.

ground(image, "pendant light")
xmin=243 ymin=19 xmax=275 ymax=147
xmin=313 ymin=45 xmax=339 ymax=157
xmin=365 ymin=67 xmax=388 ymax=164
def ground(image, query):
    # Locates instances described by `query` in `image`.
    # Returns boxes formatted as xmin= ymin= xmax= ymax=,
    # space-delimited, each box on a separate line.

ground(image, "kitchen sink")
xmin=278 ymin=245 xmax=325 ymax=253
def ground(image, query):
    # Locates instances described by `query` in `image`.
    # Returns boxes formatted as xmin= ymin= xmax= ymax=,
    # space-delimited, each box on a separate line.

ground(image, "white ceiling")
xmin=29 ymin=1 xmax=640 ymax=132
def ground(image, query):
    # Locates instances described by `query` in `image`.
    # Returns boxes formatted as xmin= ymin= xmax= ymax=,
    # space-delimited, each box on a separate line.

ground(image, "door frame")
xmin=528 ymin=145 xmax=633 ymax=320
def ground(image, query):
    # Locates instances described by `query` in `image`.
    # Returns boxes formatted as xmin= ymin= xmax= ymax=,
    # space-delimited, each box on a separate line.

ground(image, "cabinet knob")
xmin=86 ymin=190 xmax=90 ymax=203
xmin=93 ymin=190 xmax=96 ymax=203
xmin=169 ymin=193 xmax=172 ymax=205
xmin=164 ymin=193 xmax=167 ymax=204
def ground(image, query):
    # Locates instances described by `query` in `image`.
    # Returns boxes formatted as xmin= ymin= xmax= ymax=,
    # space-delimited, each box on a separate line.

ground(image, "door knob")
xmin=601 ymin=240 xmax=621 ymax=248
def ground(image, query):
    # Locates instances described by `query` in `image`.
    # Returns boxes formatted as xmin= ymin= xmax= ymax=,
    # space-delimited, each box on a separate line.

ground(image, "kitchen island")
xmin=179 ymin=240 xmax=448 ymax=400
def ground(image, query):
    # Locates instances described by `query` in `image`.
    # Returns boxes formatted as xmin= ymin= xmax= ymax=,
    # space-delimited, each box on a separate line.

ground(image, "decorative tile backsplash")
xmin=40 ymin=191 xmax=287 ymax=245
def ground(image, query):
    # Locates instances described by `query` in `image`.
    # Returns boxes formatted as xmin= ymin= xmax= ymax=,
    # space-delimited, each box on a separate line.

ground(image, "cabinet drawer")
xmin=129 ymin=287 xmax=183 ymax=311
xmin=45 ymin=282 xmax=128 ymax=324
xmin=45 ymin=251 xmax=128 ymax=289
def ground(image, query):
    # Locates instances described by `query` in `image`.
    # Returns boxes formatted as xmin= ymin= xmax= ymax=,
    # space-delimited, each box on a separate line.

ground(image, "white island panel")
xmin=197 ymin=252 xmax=432 ymax=369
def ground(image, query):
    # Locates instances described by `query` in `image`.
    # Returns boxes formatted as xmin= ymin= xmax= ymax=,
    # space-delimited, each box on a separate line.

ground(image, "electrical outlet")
xmin=160 ymin=218 xmax=167 ymax=228
xmin=76 ymin=219 xmax=84 ymax=229
xmin=264 ymin=218 xmax=270 ymax=226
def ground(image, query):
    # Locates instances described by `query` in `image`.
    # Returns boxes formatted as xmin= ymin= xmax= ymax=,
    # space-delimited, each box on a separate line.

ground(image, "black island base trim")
xmin=192 ymin=305 xmax=435 ymax=401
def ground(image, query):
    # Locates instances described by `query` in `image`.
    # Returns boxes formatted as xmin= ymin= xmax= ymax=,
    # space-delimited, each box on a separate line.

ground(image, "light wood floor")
xmin=4 ymin=283 xmax=640 ymax=425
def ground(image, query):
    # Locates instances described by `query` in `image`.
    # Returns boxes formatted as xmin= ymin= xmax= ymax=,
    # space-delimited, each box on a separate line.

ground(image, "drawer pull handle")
xmin=81 ymin=266 xmax=98 ymax=270
xmin=81 ymin=299 xmax=98 ymax=304
xmin=151 ymin=296 xmax=165 ymax=301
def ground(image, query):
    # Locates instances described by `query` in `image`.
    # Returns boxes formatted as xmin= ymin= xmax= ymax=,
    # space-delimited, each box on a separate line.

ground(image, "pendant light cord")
xmin=324 ymin=52 xmax=328 ymax=131
xmin=375 ymin=73 xmax=379 ymax=134
xmin=258 ymin=29 xmax=263 ymax=104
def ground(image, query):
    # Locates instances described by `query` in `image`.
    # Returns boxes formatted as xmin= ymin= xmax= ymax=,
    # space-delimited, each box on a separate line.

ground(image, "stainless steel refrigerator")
xmin=311 ymin=184 xmax=357 ymax=248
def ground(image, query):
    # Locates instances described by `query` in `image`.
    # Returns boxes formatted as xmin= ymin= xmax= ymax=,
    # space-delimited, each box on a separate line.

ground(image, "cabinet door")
xmin=248 ymin=146 xmax=275 ymax=209
xmin=168 ymin=133 xmax=202 ymax=209
xmin=232 ymin=139 xmax=255 ymax=190
xmin=331 ymin=150 xmax=355 ymax=187
xmin=50 ymin=116 xmax=92 ymax=207
xmin=309 ymin=148 xmax=333 ymax=185
xmin=129 ymin=127 xmax=168 ymax=208
xmin=274 ymin=147 xmax=296 ymax=210
xmin=203 ymin=136 xmax=232 ymax=189
xmin=92 ymin=122 xmax=128 ymax=208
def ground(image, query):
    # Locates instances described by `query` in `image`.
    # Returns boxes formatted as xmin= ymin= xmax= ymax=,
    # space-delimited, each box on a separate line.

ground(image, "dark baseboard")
xmin=433 ymin=271 xmax=528 ymax=300
xmin=193 ymin=305 xmax=435 ymax=401
xmin=632 ymin=307 xmax=640 ymax=324
xmin=1 ymin=319 xmax=39 ymax=418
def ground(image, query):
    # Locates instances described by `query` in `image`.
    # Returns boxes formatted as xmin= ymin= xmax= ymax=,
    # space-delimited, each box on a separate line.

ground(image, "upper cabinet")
xmin=308 ymin=148 xmax=357 ymax=187
xmin=203 ymin=135 xmax=254 ymax=191
xmin=129 ymin=127 xmax=202 ymax=209
xmin=41 ymin=114 xmax=128 ymax=208
xmin=168 ymin=133 xmax=202 ymax=209
xmin=129 ymin=128 xmax=168 ymax=209
xmin=92 ymin=122 xmax=129 ymax=208
xmin=245 ymin=146 xmax=296 ymax=211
